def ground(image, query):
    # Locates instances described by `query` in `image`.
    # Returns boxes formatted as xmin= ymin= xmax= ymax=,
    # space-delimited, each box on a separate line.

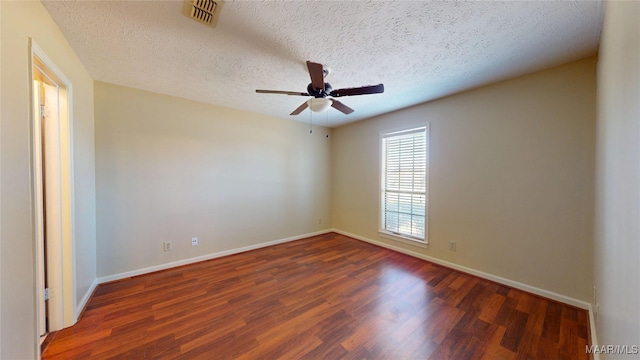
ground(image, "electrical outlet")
xmin=449 ymin=241 xmax=457 ymax=251
xmin=163 ymin=241 xmax=172 ymax=251
xmin=192 ymin=237 xmax=198 ymax=246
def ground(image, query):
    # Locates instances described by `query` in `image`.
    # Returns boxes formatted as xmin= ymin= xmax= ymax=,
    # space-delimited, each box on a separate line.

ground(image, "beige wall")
xmin=1 ymin=1 xmax=622 ymax=357
xmin=94 ymin=82 xmax=331 ymax=277
xmin=332 ymin=57 xmax=596 ymax=302
xmin=0 ymin=1 xmax=97 ymax=358
xmin=595 ymin=0 xmax=640 ymax=352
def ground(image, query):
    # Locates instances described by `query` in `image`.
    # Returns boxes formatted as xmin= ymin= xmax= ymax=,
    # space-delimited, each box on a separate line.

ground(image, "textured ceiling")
xmin=43 ymin=1 xmax=603 ymax=127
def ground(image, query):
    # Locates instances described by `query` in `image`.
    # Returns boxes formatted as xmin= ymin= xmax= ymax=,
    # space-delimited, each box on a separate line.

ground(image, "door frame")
xmin=29 ymin=39 xmax=77 ymax=339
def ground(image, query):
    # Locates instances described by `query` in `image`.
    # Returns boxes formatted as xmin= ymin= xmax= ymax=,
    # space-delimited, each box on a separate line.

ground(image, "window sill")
xmin=378 ymin=231 xmax=428 ymax=248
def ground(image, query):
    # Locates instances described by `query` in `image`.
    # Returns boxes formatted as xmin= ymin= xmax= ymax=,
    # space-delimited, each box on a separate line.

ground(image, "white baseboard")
xmin=97 ymin=229 xmax=333 ymax=284
xmin=332 ymin=228 xmax=590 ymax=310
xmin=75 ymin=278 xmax=98 ymax=320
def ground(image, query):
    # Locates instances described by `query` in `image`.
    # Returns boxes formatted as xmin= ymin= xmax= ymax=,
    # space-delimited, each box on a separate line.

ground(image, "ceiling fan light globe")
xmin=307 ymin=98 xmax=332 ymax=112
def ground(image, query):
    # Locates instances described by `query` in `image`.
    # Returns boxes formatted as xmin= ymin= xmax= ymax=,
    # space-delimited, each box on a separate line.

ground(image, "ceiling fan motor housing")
xmin=307 ymin=82 xmax=332 ymax=98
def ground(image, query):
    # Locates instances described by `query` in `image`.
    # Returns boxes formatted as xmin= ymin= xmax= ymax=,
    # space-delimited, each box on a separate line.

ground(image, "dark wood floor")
xmin=43 ymin=232 xmax=590 ymax=359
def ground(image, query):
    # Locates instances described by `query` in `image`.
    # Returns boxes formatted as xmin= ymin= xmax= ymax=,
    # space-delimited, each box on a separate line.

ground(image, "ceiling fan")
xmin=256 ymin=61 xmax=384 ymax=115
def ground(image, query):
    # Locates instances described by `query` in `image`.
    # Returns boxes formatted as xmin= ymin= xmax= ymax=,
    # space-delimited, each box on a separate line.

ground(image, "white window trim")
xmin=378 ymin=123 xmax=430 ymax=247
xmin=379 ymin=230 xmax=429 ymax=248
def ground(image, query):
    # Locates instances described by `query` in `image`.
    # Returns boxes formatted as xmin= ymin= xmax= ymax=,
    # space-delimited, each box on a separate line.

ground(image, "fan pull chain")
xmin=309 ymin=110 xmax=313 ymax=133
xmin=325 ymin=110 xmax=329 ymax=138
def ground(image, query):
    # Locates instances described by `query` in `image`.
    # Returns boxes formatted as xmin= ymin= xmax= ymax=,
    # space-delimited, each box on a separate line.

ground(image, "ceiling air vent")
xmin=184 ymin=0 xmax=223 ymax=28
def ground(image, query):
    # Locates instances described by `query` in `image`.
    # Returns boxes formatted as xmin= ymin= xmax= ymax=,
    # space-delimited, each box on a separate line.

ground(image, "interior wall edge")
xmin=75 ymin=278 xmax=98 ymax=320
xmin=587 ymin=303 xmax=601 ymax=360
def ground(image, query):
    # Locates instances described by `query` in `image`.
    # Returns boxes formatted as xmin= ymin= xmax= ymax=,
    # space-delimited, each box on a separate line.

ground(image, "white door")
xmin=41 ymin=81 xmax=64 ymax=333
xmin=33 ymin=74 xmax=63 ymax=337
xmin=33 ymin=79 xmax=47 ymax=337
xmin=32 ymin=42 xmax=77 ymax=342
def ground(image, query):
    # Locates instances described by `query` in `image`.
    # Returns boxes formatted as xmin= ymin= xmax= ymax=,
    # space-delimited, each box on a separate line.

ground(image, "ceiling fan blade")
xmin=330 ymin=100 xmax=354 ymax=115
xmin=256 ymin=89 xmax=309 ymax=96
xmin=290 ymin=102 xmax=309 ymax=115
xmin=306 ymin=61 xmax=325 ymax=91
xmin=329 ymin=84 xmax=384 ymax=97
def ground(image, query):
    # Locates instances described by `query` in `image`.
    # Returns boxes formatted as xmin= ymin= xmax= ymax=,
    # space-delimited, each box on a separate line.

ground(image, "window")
xmin=380 ymin=125 xmax=429 ymax=243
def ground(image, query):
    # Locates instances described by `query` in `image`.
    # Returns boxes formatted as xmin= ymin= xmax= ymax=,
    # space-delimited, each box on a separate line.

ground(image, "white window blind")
xmin=380 ymin=126 xmax=428 ymax=242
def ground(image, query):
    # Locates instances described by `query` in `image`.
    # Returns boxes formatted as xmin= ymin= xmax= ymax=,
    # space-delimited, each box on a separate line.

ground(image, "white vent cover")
xmin=184 ymin=0 xmax=223 ymax=28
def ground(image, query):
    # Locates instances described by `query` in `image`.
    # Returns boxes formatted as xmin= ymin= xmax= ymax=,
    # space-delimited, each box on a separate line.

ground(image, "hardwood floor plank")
xmin=42 ymin=233 xmax=590 ymax=359
xmin=542 ymin=301 xmax=563 ymax=343
xmin=479 ymin=292 xmax=507 ymax=324
xmin=499 ymin=309 xmax=529 ymax=352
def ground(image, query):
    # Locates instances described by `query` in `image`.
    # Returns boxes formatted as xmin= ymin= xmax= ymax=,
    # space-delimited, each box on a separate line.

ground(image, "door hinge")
xmin=40 ymin=105 xmax=44 ymax=118
xmin=44 ymin=288 xmax=50 ymax=301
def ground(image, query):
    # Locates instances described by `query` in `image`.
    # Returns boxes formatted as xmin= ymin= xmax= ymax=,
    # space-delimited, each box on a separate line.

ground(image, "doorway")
xmin=30 ymin=40 xmax=76 ymax=350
